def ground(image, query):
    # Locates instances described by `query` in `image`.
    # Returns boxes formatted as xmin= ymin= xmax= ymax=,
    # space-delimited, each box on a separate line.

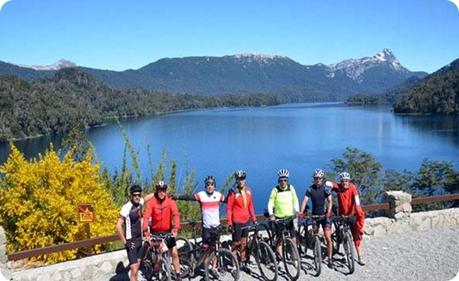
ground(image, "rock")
xmin=99 ymin=261 xmax=113 ymax=274
xmin=50 ymin=271 xmax=62 ymax=281
xmin=0 ymin=245 xmax=7 ymax=264
xmin=70 ymin=268 xmax=82 ymax=279
xmin=0 ymin=227 xmax=6 ymax=246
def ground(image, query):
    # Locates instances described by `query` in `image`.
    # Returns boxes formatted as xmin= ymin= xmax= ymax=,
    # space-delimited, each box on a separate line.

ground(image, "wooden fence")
xmin=7 ymin=193 xmax=459 ymax=261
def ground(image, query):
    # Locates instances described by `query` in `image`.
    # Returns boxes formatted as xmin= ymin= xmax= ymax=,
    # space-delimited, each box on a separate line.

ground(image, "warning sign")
xmin=78 ymin=204 xmax=95 ymax=223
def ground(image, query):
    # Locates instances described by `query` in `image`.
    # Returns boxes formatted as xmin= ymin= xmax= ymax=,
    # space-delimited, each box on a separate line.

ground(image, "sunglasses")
xmin=279 ymin=179 xmax=288 ymax=182
xmin=314 ymin=177 xmax=323 ymax=180
xmin=206 ymin=182 xmax=215 ymax=186
xmin=157 ymin=188 xmax=167 ymax=192
xmin=132 ymin=193 xmax=142 ymax=197
xmin=236 ymin=177 xmax=246 ymax=181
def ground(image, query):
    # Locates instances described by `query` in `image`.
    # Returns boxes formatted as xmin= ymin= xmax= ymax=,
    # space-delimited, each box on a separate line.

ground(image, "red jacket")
xmin=331 ymin=182 xmax=365 ymax=244
xmin=143 ymin=194 xmax=180 ymax=234
xmin=226 ymin=186 xmax=256 ymax=225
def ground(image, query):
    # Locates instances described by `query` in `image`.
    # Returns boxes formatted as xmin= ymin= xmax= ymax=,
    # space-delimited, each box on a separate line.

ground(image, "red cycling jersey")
xmin=226 ymin=186 xmax=256 ymax=225
xmin=331 ymin=182 xmax=365 ymax=246
xmin=143 ymin=194 xmax=180 ymax=235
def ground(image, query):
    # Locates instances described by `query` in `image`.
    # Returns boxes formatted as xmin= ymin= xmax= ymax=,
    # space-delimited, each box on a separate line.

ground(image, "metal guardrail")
xmin=7 ymin=193 xmax=459 ymax=261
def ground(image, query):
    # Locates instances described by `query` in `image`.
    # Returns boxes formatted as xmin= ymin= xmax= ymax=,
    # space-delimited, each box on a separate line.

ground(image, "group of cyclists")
xmin=116 ymin=168 xmax=366 ymax=281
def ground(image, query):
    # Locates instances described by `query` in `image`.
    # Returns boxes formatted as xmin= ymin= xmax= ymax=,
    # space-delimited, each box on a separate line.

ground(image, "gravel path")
xmin=105 ymin=226 xmax=459 ymax=281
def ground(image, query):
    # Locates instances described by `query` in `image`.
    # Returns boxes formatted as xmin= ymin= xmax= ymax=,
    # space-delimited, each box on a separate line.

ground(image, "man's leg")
xmin=323 ymin=219 xmax=333 ymax=268
xmin=130 ymin=263 xmax=140 ymax=281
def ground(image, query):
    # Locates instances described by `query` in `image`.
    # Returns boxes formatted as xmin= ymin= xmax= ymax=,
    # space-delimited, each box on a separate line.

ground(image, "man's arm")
xmin=300 ymin=195 xmax=309 ymax=214
xmin=326 ymin=195 xmax=333 ymax=217
xmin=226 ymin=192 xmax=234 ymax=226
xmin=170 ymin=199 xmax=181 ymax=236
xmin=267 ymin=188 xmax=276 ymax=216
xmin=249 ymin=196 xmax=256 ymax=222
xmin=174 ymin=194 xmax=196 ymax=201
xmin=142 ymin=202 xmax=152 ymax=238
xmin=291 ymin=186 xmax=300 ymax=214
xmin=116 ymin=216 xmax=126 ymax=245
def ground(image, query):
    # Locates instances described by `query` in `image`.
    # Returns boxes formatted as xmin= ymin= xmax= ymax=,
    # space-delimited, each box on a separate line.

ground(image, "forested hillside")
xmin=0 ymin=68 xmax=279 ymax=141
xmin=393 ymin=58 xmax=459 ymax=114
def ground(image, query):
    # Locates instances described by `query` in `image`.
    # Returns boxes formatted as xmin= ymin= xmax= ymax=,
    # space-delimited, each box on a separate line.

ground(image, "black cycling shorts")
xmin=126 ymin=237 xmax=143 ymax=265
xmin=202 ymin=226 xmax=219 ymax=246
xmin=232 ymin=222 xmax=249 ymax=242
xmin=273 ymin=218 xmax=296 ymax=238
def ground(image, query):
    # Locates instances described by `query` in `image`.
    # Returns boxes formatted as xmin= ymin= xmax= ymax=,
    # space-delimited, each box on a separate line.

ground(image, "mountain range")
xmin=0 ymin=49 xmax=427 ymax=101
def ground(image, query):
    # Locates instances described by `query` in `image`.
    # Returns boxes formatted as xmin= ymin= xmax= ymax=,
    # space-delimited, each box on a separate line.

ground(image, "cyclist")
xmin=116 ymin=184 xmax=144 ymax=281
xmin=327 ymin=172 xmax=366 ymax=265
xmin=143 ymin=181 xmax=181 ymax=281
xmin=226 ymin=170 xmax=257 ymax=271
xmin=174 ymin=175 xmax=225 ymax=247
xmin=299 ymin=169 xmax=334 ymax=268
xmin=267 ymin=169 xmax=300 ymax=256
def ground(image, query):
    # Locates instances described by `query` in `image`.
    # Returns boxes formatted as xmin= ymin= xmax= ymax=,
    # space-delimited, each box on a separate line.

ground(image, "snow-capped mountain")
xmin=15 ymin=59 xmax=76 ymax=71
xmin=0 ymin=50 xmax=427 ymax=101
xmin=327 ymin=49 xmax=407 ymax=81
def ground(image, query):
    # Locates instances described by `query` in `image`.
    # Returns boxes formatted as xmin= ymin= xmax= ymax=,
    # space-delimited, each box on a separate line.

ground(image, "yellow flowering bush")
xmin=0 ymin=145 xmax=118 ymax=263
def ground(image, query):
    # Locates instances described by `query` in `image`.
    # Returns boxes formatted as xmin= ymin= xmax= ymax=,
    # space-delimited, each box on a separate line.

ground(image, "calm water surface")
xmin=2 ymin=103 xmax=459 ymax=212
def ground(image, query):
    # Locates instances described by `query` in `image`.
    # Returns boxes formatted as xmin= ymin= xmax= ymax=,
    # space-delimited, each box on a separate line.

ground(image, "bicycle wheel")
xmin=140 ymin=256 xmax=153 ymax=281
xmin=282 ymin=238 xmax=300 ymax=281
xmin=177 ymin=257 xmax=193 ymax=279
xmin=204 ymin=248 xmax=240 ymax=281
xmin=176 ymin=237 xmax=194 ymax=258
xmin=296 ymin=224 xmax=308 ymax=257
xmin=331 ymin=230 xmax=340 ymax=256
xmin=343 ymin=231 xmax=355 ymax=274
xmin=312 ymin=235 xmax=322 ymax=277
xmin=257 ymin=221 xmax=275 ymax=248
xmin=159 ymin=252 xmax=172 ymax=281
xmin=255 ymin=240 xmax=278 ymax=281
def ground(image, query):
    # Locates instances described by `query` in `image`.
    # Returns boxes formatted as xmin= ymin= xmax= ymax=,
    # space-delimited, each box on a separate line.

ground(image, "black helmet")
xmin=130 ymin=184 xmax=142 ymax=194
xmin=155 ymin=181 xmax=168 ymax=189
xmin=205 ymin=175 xmax=216 ymax=186
xmin=234 ymin=170 xmax=246 ymax=180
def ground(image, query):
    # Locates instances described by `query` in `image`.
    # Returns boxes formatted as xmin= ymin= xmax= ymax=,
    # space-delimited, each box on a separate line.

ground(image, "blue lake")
xmin=1 ymin=103 xmax=459 ymax=212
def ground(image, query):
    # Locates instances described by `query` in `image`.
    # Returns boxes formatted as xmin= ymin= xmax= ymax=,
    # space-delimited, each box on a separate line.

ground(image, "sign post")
xmin=77 ymin=204 xmax=95 ymax=255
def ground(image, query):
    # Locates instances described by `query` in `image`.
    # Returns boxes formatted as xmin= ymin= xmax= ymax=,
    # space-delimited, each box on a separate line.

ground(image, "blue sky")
xmin=0 ymin=0 xmax=458 ymax=73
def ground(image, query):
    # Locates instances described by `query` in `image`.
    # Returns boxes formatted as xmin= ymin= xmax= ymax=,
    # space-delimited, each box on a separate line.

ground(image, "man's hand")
xmin=325 ymin=211 xmax=332 ymax=219
xmin=227 ymin=225 xmax=233 ymax=233
xmin=299 ymin=213 xmax=305 ymax=220
xmin=125 ymin=240 xmax=135 ymax=250
xmin=172 ymin=229 xmax=178 ymax=237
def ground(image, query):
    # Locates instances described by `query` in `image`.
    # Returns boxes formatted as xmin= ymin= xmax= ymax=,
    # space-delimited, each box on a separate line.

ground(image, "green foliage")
xmin=62 ymin=124 xmax=92 ymax=162
xmin=176 ymin=170 xmax=201 ymax=222
xmin=330 ymin=147 xmax=459 ymax=205
xmin=0 ymin=69 xmax=281 ymax=141
xmin=393 ymin=58 xmax=459 ymax=115
xmin=331 ymin=147 xmax=382 ymax=203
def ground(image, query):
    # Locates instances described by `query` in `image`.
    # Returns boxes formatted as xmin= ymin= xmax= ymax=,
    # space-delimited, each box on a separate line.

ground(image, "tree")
xmin=331 ymin=147 xmax=382 ymax=203
xmin=0 ymin=145 xmax=118 ymax=264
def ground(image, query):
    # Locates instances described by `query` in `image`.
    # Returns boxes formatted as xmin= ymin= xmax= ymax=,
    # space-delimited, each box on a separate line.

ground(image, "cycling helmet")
xmin=205 ymin=175 xmax=216 ymax=185
xmin=278 ymin=168 xmax=289 ymax=179
xmin=130 ymin=184 xmax=142 ymax=194
xmin=339 ymin=172 xmax=351 ymax=181
xmin=155 ymin=180 xmax=168 ymax=189
xmin=234 ymin=170 xmax=246 ymax=180
xmin=313 ymin=169 xmax=325 ymax=178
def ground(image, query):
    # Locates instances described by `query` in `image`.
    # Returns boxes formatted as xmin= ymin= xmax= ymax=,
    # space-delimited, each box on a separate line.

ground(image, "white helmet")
xmin=339 ymin=172 xmax=351 ymax=181
xmin=278 ymin=168 xmax=289 ymax=179
xmin=313 ymin=169 xmax=325 ymax=178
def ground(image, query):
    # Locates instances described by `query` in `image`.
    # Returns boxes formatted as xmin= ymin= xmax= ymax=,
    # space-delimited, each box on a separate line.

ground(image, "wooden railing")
xmin=7 ymin=193 xmax=459 ymax=261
